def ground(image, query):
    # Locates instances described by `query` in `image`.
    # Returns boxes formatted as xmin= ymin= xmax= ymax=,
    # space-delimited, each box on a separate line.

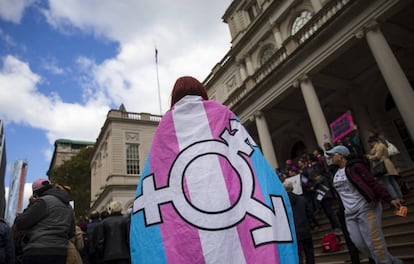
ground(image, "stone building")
xmin=204 ymin=0 xmax=414 ymax=170
xmin=48 ymin=138 xmax=95 ymax=174
xmin=89 ymin=108 xmax=161 ymax=213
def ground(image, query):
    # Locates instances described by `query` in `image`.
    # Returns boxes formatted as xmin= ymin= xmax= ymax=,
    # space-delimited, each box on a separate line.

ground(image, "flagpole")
xmin=155 ymin=47 xmax=162 ymax=115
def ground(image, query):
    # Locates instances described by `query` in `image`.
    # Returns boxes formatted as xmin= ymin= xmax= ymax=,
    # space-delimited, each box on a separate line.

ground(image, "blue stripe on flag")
xmin=249 ymin=146 xmax=298 ymax=263
xmin=130 ymin=156 xmax=167 ymax=264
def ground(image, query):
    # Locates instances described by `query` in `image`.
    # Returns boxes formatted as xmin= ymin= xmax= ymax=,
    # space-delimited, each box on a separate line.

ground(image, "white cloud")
xmin=0 ymin=0 xmax=35 ymax=23
xmin=0 ymin=55 xmax=109 ymax=143
xmin=54 ymin=1 xmax=233 ymax=114
xmin=0 ymin=0 xmax=231 ymax=158
xmin=41 ymin=56 xmax=65 ymax=75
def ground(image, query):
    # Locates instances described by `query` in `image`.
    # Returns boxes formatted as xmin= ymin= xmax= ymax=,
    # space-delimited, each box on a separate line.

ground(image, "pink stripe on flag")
xmin=150 ymin=111 xmax=205 ymax=263
xmin=203 ymin=101 xmax=280 ymax=263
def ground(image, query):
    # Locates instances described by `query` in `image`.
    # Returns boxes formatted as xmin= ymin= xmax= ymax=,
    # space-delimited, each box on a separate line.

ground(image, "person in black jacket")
xmin=0 ymin=217 xmax=14 ymax=263
xmin=96 ymin=201 xmax=131 ymax=264
xmin=14 ymin=178 xmax=75 ymax=264
xmin=284 ymin=182 xmax=315 ymax=264
xmin=311 ymin=171 xmax=341 ymax=235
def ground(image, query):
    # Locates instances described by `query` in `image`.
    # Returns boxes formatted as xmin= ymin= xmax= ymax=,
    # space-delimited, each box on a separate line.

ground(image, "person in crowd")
xmin=327 ymin=145 xmax=402 ymax=264
xmin=54 ymin=184 xmax=83 ymax=264
xmin=284 ymin=182 xmax=314 ymax=264
xmin=285 ymin=167 xmax=304 ymax=195
xmin=129 ymin=76 xmax=298 ymax=263
xmin=312 ymin=148 xmax=329 ymax=175
xmin=96 ymin=201 xmax=131 ymax=264
xmin=275 ymin=167 xmax=286 ymax=182
xmin=87 ymin=210 xmax=101 ymax=264
xmin=366 ymin=137 xmax=404 ymax=204
xmin=77 ymin=222 xmax=90 ymax=264
xmin=0 ymin=217 xmax=15 ymax=263
xmin=100 ymin=210 xmax=109 ymax=220
xmin=323 ymin=142 xmax=338 ymax=178
xmin=297 ymin=157 xmax=320 ymax=229
xmin=368 ymin=129 xmax=386 ymax=144
xmin=14 ymin=177 xmax=75 ymax=264
xmin=87 ymin=211 xmax=101 ymax=236
xmin=310 ymin=171 xmax=341 ymax=235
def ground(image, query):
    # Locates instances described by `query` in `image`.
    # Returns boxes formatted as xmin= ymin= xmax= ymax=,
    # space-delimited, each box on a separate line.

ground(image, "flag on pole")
xmin=155 ymin=47 xmax=158 ymax=64
xmin=130 ymin=95 xmax=298 ymax=264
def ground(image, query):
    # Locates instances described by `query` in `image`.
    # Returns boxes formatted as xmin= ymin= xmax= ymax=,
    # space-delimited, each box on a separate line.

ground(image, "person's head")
xmin=100 ymin=210 xmax=109 ymax=220
xmin=89 ymin=210 xmax=100 ymax=221
xmin=32 ymin=178 xmax=52 ymax=196
xmin=288 ymin=167 xmax=298 ymax=177
xmin=108 ymin=201 xmax=123 ymax=214
xmin=368 ymin=129 xmax=379 ymax=139
xmin=326 ymin=145 xmax=350 ymax=167
xmin=170 ymin=76 xmax=208 ymax=107
xmin=78 ymin=222 xmax=87 ymax=232
xmin=297 ymin=159 xmax=306 ymax=168
xmin=367 ymin=136 xmax=378 ymax=148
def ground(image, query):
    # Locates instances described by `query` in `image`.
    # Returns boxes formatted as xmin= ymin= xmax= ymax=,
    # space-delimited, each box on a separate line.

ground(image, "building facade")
xmin=204 ymin=0 xmax=414 ymax=170
xmin=47 ymin=138 xmax=95 ymax=175
xmin=90 ymin=109 xmax=161 ymax=213
xmin=5 ymin=160 xmax=27 ymax=225
xmin=0 ymin=120 xmax=6 ymax=218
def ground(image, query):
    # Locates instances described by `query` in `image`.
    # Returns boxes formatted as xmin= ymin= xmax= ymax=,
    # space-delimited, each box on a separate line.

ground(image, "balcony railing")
xmin=223 ymin=0 xmax=352 ymax=109
xmin=108 ymin=110 xmax=162 ymax=122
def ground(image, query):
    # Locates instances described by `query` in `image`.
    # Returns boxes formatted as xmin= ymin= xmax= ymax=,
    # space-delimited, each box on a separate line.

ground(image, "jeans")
xmin=381 ymin=175 xmax=403 ymax=199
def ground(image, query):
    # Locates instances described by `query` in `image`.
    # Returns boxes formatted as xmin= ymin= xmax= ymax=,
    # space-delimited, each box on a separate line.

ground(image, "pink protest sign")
xmin=330 ymin=111 xmax=354 ymax=143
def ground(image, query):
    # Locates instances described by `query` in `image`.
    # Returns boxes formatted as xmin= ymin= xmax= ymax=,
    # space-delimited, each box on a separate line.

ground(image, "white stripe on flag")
xmin=172 ymin=97 xmax=246 ymax=264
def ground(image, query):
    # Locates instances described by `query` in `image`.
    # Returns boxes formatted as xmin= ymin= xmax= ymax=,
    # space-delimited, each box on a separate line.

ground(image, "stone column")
xmin=298 ymin=76 xmax=331 ymax=148
xmin=349 ymin=93 xmax=373 ymax=152
xmin=238 ymin=62 xmax=247 ymax=81
xmin=271 ymin=27 xmax=283 ymax=48
xmin=255 ymin=112 xmax=279 ymax=169
xmin=245 ymin=56 xmax=254 ymax=76
xmin=363 ymin=22 xmax=414 ymax=140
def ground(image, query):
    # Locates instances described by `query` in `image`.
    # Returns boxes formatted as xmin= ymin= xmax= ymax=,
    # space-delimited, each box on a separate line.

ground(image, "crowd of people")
xmin=0 ymin=76 xmax=409 ymax=264
xmin=0 ymin=178 xmax=132 ymax=264
xmin=279 ymin=130 xmax=406 ymax=264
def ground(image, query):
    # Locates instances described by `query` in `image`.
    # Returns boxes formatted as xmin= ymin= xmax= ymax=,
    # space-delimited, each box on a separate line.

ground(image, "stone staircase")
xmin=313 ymin=168 xmax=414 ymax=264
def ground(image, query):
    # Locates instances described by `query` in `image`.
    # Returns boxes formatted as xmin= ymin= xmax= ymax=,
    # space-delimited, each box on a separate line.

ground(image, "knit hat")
xmin=32 ymin=178 xmax=51 ymax=194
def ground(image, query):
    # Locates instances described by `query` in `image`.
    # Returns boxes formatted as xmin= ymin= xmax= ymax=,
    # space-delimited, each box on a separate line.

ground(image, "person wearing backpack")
xmin=327 ymin=145 xmax=402 ymax=264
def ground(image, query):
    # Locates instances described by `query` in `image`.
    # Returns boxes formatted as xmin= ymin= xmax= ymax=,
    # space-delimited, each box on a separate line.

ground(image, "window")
xmin=247 ymin=2 xmax=259 ymax=21
xmin=260 ymin=44 xmax=276 ymax=65
xmin=291 ymin=10 xmax=313 ymax=35
xmin=126 ymin=143 xmax=140 ymax=174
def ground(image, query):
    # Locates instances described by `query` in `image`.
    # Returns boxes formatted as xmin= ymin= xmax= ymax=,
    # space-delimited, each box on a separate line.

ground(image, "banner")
xmin=330 ymin=111 xmax=354 ymax=143
xmin=130 ymin=96 xmax=298 ymax=263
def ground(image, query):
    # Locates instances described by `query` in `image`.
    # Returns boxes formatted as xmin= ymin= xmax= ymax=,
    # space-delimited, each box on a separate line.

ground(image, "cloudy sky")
xmin=0 ymin=0 xmax=232 ymax=188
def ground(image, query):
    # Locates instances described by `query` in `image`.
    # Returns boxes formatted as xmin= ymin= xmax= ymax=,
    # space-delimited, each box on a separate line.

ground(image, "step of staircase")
xmin=313 ymin=169 xmax=414 ymax=264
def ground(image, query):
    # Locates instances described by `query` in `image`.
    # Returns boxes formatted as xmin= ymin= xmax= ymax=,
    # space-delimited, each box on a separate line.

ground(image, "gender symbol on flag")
xmin=133 ymin=120 xmax=293 ymax=246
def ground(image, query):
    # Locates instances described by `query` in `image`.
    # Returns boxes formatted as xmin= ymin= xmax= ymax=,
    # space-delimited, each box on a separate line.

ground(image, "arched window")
xmin=291 ymin=10 xmax=313 ymax=35
xmin=260 ymin=44 xmax=276 ymax=65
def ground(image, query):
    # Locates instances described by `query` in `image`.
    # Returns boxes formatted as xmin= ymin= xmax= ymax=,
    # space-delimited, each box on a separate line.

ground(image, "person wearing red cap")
xmin=14 ymin=177 xmax=76 ymax=264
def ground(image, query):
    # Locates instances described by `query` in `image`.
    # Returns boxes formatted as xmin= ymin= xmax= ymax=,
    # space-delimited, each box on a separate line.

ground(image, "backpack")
xmin=321 ymin=232 xmax=341 ymax=253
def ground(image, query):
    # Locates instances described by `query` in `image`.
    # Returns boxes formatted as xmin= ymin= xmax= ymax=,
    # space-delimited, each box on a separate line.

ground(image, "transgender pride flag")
xmin=130 ymin=95 xmax=298 ymax=264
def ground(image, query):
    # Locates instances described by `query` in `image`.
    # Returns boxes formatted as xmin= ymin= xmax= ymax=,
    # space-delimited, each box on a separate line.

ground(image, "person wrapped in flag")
xmin=130 ymin=76 xmax=298 ymax=263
